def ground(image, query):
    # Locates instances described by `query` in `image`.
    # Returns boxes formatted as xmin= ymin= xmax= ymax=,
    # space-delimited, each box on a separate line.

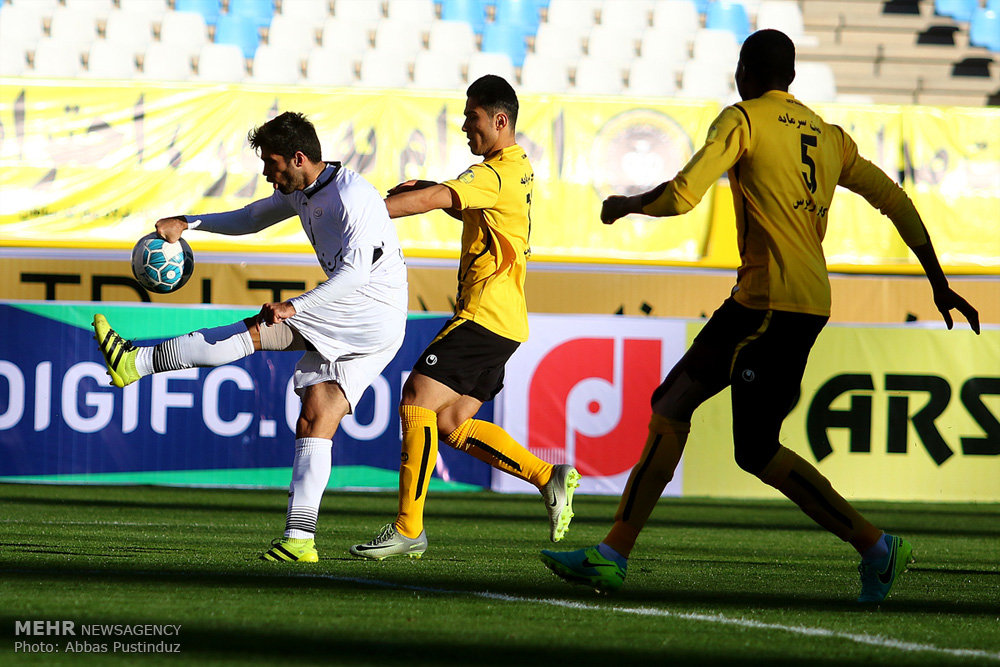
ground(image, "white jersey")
xmin=185 ymin=163 xmax=408 ymax=360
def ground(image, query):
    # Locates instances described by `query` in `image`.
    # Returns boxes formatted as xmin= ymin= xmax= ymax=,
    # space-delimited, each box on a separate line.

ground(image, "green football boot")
xmin=857 ymin=534 xmax=914 ymax=603
xmin=92 ymin=314 xmax=141 ymax=388
xmin=261 ymin=537 xmax=319 ymax=563
xmin=541 ymin=545 xmax=627 ymax=593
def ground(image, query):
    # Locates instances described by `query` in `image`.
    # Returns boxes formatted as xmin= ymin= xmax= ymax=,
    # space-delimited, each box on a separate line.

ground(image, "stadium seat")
xmin=7 ymin=0 xmax=60 ymax=19
xmin=439 ymin=0 xmax=489 ymax=34
xmin=386 ymin=0 xmax=437 ymax=26
xmin=174 ymin=0 xmax=222 ymax=26
xmin=251 ymin=45 xmax=302 ymax=83
xmin=159 ymin=11 xmax=210 ymax=60
xmin=267 ymin=14 xmax=319 ymax=55
xmin=334 ymin=0 xmax=385 ymax=30
xmin=49 ymin=8 xmax=99 ymax=51
xmin=705 ymin=0 xmax=750 ymax=42
xmin=304 ymin=48 xmax=356 ymax=85
xmin=320 ymin=18 xmax=372 ymax=54
xmin=280 ymin=0 xmax=331 ymax=20
xmin=28 ymin=38 xmax=83 ymax=77
xmin=142 ymin=42 xmax=194 ymax=79
xmin=0 ymin=40 xmax=29 ymax=77
xmin=598 ymin=0 xmax=654 ymax=34
xmin=493 ymin=0 xmax=543 ymax=32
xmin=103 ymin=10 xmax=156 ymax=57
xmin=639 ymin=33 xmax=689 ymax=73
xmin=519 ymin=52 xmax=570 ymax=92
xmin=215 ymin=13 xmax=262 ymax=59
xmin=411 ymin=50 xmax=464 ymax=89
xmin=197 ymin=43 xmax=247 ymax=81
xmin=467 ymin=51 xmax=516 ymax=83
xmin=84 ymin=40 xmax=139 ymax=79
xmin=427 ymin=20 xmax=478 ymax=59
xmin=679 ymin=59 xmax=733 ymax=99
xmin=586 ymin=25 xmax=640 ymax=67
xmin=543 ymin=0 xmax=598 ymax=36
xmin=229 ymin=0 xmax=276 ymax=28
xmin=63 ymin=0 xmax=114 ymax=20
xmin=650 ymin=0 xmax=700 ymax=37
xmin=373 ymin=19 xmax=426 ymax=59
xmin=117 ymin=0 xmax=169 ymax=20
xmin=481 ymin=21 xmax=530 ymax=67
xmin=628 ymin=58 xmax=679 ymax=96
xmin=756 ymin=1 xmax=815 ymax=45
xmin=0 ymin=4 xmax=44 ymax=51
xmin=969 ymin=8 xmax=1000 ymax=52
xmin=934 ymin=0 xmax=978 ymax=22
xmin=357 ymin=49 xmax=410 ymax=87
xmin=789 ymin=61 xmax=837 ymax=102
xmin=533 ymin=22 xmax=586 ymax=61
xmin=573 ymin=56 xmax=625 ymax=94
xmin=692 ymin=28 xmax=740 ymax=69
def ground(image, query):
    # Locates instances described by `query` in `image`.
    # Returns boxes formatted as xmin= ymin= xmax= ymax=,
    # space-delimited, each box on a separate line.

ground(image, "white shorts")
xmin=287 ymin=296 xmax=406 ymax=412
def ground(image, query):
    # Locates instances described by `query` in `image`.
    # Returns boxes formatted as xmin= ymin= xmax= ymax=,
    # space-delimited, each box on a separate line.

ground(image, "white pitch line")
xmin=295 ymin=572 xmax=1000 ymax=662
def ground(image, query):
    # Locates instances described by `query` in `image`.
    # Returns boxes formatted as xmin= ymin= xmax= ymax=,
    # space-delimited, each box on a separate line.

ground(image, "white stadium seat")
xmin=411 ymin=51 xmax=464 ymax=90
xmin=628 ymin=58 xmax=679 ymax=97
xmin=598 ymin=0 xmax=654 ymax=34
xmin=28 ymin=38 xmax=83 ymax=77
xmin=118 ymin=0 xmax=169 ymax=21
xmin=85 ymin=40 xmax=139 ymax=79
xmin=467 ymin=52 xmax=516 ymax=84
xmin=251 ymin=45 xmax=303 ymax=84
xmin=332 ymin=0 xmax=383 ymax=30
xmin=692 ymin=28 xmax=740 ymax=71
xmin=533 ymin=22 xmax=585 ymax=61
xmin=104 ymin=9 xmax=157 ymax=57
xmin=0 ymin=40 xmax=29 ymax=77
xmin=49 ymin=8 xmax=100 ymax=51
xmin=573 ymin=56 xmax=625 ymax=95
xmin=357 ymin=49 xmax=410 ymax=88
xmin=159 ymin=11 xmax=210 ymax=60
xmin=651 ymin=0 xmax=700 ymax=35
xmin=386 ymin=0 xmax=436 ymax=27
xmin=320 ymin=18 xmax=372 ymax=55
xmin=267 ymin=13 xmax=320 ymax=55
xmin=373 ymin=19 xmax=426 ymax=59
xmin=427 ymin=20 xmax=477 ymax=60
xmin=639 ymin=30 xmax=690 ymax=72
xmin=0 ymin=4 xmax=44 ymax=50
xmin=280 ymin=0 xmax=332 ymax=21
xmin=586 ymin=25 xmax=639 ymax=67
xmin=304 ymin=48 xmax=356 ymax=85
xmin=142 ymin=42 xmax=193 ymax=80
xmin=197 ymin=43 xmax=247 ymax=82
xmin=790 ymin=61 xmax=837 ymax=102
xmin=519 ymin=53 xmax=570 ymax=93
xmin=679 ymin=59 xmax=734 ymax=100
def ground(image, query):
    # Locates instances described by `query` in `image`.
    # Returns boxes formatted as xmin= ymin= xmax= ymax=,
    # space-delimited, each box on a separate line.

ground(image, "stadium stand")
xmin=28 ymin=37 xmax=83 ymax=78
xmin=251 ymin=44 xmax=303 ymax=84
xmin=197 ymin=42 xmax=248 ymax=81
xmin=0 ymin=0 xmax=994 ymax=105
xmin=141 ymin=41 xmax=193 ymax=80
xmin=412 ymin=49 xmax=465 ymax=89
xmin=574 ymin=55 xmax=626 ymax=94
xmin=85 ymin=39 xmax=139 ymax=79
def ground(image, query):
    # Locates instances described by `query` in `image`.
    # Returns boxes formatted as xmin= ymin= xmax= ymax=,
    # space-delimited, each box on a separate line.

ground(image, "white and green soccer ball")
xmin=130 ymin=232 xmax=194 ymax=294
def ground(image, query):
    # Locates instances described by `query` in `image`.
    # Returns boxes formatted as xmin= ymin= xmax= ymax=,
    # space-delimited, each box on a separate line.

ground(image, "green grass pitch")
xmin=1 ymin=483 xmax=998 ymax=666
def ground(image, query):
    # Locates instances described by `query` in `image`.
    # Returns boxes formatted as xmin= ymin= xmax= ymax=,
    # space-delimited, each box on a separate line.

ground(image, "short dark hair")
xmin=739 ymin=29 xmax=796 ymax=85
xmin=466 ymin=75 xmax=519 ymax=129
xmin=247 ymin=111 xmax=322 ymax=162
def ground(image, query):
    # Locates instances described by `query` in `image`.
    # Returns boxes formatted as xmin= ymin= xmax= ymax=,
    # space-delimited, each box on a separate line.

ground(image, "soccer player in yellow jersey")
xmin=351 ymin=75 xmax=581 ymax=560
xmin=541 ymin=30 xmax=980 ymax=602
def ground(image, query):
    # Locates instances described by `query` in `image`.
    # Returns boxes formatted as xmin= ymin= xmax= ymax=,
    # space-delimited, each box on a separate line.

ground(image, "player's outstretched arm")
xmin=385 ymin=182 xmax=460 ymax=219
xmin=911 ymin=240 xmax=981 ymax=334
xmin=155 ymin=217 xmax=188 ymax=242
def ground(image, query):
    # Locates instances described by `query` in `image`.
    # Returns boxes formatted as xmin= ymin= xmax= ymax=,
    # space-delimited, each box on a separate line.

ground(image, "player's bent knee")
xmin=733 ymin=441 xmax=779 ymax=476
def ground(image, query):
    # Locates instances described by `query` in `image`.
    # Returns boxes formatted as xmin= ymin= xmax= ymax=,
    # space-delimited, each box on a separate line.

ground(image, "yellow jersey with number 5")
xmin=441 ymin=144 xmax=533 ymax=342
xmin=641 ymin=90 xmax=927 ymax=316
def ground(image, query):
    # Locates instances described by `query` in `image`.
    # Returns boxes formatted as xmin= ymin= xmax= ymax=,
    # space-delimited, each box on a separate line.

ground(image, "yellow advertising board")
xmin=683 ymin=323 xmax=1000 ymax=502
xmin=2 ymin=81 xmax=997 ymax=271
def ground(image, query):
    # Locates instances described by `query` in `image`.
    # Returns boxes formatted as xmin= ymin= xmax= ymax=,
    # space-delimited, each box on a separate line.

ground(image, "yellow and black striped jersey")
xmin=642 ymin=90 xmax=927 ymax=316
xmin=441 ymin=144 xmax=533 ymax=342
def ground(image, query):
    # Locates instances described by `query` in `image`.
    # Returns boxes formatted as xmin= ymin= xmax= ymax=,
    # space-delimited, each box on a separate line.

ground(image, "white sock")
xmin=284 ymin=437 xmax=333 ymax=539
xmin=135 ymin=322 xmax=254 ymax=376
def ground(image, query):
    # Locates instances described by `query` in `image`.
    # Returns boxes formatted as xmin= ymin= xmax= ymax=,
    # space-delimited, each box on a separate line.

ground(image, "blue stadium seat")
xmin=214 ymin=13 xmax=260 ymax=58
xmin=228 ymin=0 xmax=275 ymax=28
xmin=439 ymin=0 xmax=489 ymax=33
xmin=705 ymin=1 xmax=749 ymax=42
xmin=175 ymin=0 xmax=222 ymax=26
xmin=493 ymin=0 xmax=543 ymax=32
xmin=969 ymin=8 xmax=1000 ymax=51
xmin=934 ymin=0 xmax=978 ymax=22
xmin=480 ymin=21 xmax=528 ymax=67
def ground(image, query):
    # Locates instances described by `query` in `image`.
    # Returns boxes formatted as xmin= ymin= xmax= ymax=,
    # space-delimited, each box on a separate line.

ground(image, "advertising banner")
xmin=497 ymin=314 xmax=688 ymax=495
xmin=683 ymin=323 xmax=1000 ymax=502
xmin=0 ymin=302 xmax=491 ymax=490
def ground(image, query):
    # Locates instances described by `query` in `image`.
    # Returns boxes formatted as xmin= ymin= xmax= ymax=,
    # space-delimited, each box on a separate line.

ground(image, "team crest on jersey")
xmin=425 ymin=354 xmax=438 ymax=366
xmin=458 ymin=169 xmax=475 ymax=183
xmin=313 ymin=208 xmax=323 ymax=217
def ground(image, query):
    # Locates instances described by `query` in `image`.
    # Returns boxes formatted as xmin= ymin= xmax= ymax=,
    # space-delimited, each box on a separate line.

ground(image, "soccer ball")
xmin=130 ymin=232 xmax=194 ymax=294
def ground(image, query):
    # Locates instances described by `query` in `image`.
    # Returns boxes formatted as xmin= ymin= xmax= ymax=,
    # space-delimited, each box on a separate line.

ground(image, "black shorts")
xmin=413 ymin=317 xmax=520 ymax=402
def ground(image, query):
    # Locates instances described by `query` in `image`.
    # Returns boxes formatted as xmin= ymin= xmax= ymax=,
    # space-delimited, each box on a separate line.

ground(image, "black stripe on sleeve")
xmin=733 ymin=104 xmax=752 ymax=143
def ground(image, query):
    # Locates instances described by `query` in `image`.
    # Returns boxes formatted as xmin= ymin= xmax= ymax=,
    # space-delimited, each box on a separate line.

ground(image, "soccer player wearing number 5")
xmin=93 ymin=112 xmax=409 ymax=563
xmin=541 ymin=30 xmax=980 ymax=601
xmin=351 ymin=76 xmax=580 ymax=560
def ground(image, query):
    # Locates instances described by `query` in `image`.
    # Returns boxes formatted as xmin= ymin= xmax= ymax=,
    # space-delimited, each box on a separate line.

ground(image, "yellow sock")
xmin=396 ymin=405 xmax=439 ymax=539
xmin=758 ymin=446 xmax=882 ymax=553
xmin=605 ymin=414 xmax=689 ymax=558
xmin=446 ymin=419 xmax=553 ymax=488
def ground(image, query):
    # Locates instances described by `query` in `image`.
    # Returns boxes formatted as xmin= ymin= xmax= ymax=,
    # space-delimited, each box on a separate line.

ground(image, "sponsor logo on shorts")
xmin=425 ymin=354 xmax=438 ymax=366
xmin=741 ymin=369 xmax=756 ymax=382
xmin=401 ymin=452 xmax=409 ymax=463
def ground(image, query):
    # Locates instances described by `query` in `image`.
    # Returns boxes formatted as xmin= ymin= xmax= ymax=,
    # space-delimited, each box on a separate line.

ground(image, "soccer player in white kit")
xmin=93 ymin=112 xmax=408 ymax=563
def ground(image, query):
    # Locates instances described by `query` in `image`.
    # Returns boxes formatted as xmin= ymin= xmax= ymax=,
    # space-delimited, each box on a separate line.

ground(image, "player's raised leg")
xmin=93 ymin=314 xmax=258 ymax=388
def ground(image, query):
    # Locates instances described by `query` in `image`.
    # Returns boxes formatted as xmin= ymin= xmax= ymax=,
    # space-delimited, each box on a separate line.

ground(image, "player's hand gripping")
xmin=601 ymin=195 xmax=641 ymax=225
xmin=155 ymin=217 xmax=188 ymax=243
xmin=932 ymin=286 xmax=981 ymax=334
xmin=387 ymin=180 xmax=438 ymax=196
xmin=258 ymin=301 xmax=296 ymax=326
